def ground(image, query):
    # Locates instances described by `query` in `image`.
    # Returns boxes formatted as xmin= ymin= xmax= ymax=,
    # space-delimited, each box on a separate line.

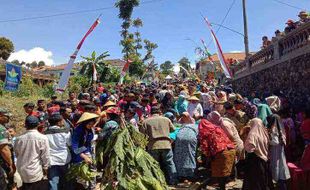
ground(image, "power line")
xmin=271 ymin=0 xmax=306 ymax=11
xmin=0 ymin=0 xmax=163 ymax=23
xmin=210 ymin=22 xmax=244 ymax=36
xmin=206 ymin=0 xmax=237 ymax=48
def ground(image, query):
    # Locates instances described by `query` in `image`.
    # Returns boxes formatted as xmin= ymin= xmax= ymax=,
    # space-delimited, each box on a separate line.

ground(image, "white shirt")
xmin=187 ymin=103 xmax=203 ymax=117
xmin=14 ymin=129 xmax=50 ymax=183
xmin=46 ymin=126 xmax=71 ymax=166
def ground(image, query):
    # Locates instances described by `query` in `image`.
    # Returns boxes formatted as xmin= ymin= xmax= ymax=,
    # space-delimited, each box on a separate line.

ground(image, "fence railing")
xmin=233 ymin=22 xmax=310 ymax=78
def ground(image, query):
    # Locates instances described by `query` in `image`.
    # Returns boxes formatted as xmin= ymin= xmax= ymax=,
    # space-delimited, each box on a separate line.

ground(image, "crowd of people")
xmin=0 ymin=80 xmax=310 ymax=190
xmin=261 ymin=11 xmax=309 ymax=49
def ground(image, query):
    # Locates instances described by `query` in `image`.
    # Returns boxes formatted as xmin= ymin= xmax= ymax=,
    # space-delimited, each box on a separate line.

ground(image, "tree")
xmin=178 ymin=57 xmax=191 ymax=77
xmin=115 ymin=0 xmax=140 ymax=21
xmin=30 ymin=61 xmax=38 ymax=68
xmin=11 ymin=60 xmax=20 ymax=65
xmin=115 ymin=0 xmax=159 ymax=79
xmin=25 ymin=63 xmax=31 ymax=69
xmin=133 ymin=18 xmax=143 ymax=55
xmin=160 ymin=60 xmax=174 ymax=75
xmin=79 ymin=51 xmax=112 ymax=85
xmin=0 ymin=37 xmax=14 ymax=60
xmin=143 ymin=39 xmax=158 ymax=62
xmin=38 ymin=61 xmax=45 ymax=67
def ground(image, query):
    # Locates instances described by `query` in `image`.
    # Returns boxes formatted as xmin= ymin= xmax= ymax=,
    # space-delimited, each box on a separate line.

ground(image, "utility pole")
xmin=242 ymin=0 xmax=250 ymax=59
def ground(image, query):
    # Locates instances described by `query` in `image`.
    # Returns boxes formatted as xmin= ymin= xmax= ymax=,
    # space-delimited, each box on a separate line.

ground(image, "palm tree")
xmin=143 ymin=40 xmax=158 ymax=62
xmin=133 ymin=18 xmax=143 ymax=28
xmin=79 ymin=51 xmax=110 ymax=85
xmin=115 ymin=0 xmax=140 ymax=21
xmin=133 ymin=18 xmax=143 ymax=55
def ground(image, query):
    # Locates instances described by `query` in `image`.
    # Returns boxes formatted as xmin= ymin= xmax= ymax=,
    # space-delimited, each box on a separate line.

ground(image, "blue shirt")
xmin=71 ymin=125 xmax=94 ymax=163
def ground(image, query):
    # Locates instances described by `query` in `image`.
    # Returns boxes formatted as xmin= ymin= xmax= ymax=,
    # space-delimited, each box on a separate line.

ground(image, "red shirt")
xmin=199 ymin=119 xmax=235 ymax=157
xmin=97 ymin=86 xmax=104 ymax=93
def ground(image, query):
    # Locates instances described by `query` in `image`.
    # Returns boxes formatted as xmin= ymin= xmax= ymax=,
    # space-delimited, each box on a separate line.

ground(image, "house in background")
xmin=196 ymin=52 xmax=253 ymax=81
xmin=32 ymin=59 xmax=126 ymax=78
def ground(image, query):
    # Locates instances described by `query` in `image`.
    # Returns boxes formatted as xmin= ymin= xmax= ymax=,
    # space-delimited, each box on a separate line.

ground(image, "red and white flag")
xmin=119 ymin=59 xmax=132 ymax=84
xmin=57 ymin=17 xmax=100 ymax=92
xmin=93 ymin=63 xmax=97 ymax=82
xmin=203 ymin=17 xmax=232 ymax=78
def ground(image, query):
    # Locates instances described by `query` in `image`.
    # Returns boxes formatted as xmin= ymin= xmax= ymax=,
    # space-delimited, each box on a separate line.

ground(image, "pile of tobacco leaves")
xmin=96 ymin=124 xmax=169 ymax=190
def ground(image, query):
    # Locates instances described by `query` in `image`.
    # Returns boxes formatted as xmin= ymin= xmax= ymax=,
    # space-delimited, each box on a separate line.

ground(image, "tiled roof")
xmin=201 ymin=52 xmax=255 ymax=63
xmin=106 ymin=59 xmax=126 ymax=67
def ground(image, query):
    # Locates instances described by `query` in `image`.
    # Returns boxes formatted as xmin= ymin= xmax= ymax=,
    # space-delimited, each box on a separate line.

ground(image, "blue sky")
xmin=1 ymin=0 xmax=309 ymax=66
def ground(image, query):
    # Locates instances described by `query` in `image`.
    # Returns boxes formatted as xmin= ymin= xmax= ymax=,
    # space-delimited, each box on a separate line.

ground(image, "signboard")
xmin=4 ymin=63 xmax=22 ymax=91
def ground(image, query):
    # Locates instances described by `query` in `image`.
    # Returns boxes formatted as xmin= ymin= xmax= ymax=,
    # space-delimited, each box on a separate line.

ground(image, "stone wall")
xmin=233 ymin=53 xmax=310 ymax=108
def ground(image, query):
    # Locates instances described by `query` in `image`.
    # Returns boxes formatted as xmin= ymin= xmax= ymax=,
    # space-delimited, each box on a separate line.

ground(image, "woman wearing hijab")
xmin=99 ymin=107 xmax=120 ymax=140
xmin=71 ymin=112 xmax=99 ymax=190
xmin=175 ymin=93 xmax=188 ymax=116
xmin=242 ymin=118 xmax=273 ymax=190
xmin=253 ymin=98 xmax=273 ymax=126
xmin=267 ymin=114 xmax=290 ymax=190
xmin=174 ymin=112 xmax=198 ymax=185
xmin=207 ymin=111 xmax=244 ymax=161
xmin=266 ymin=96 xmax=281 ymax=113
xmin=199 ymin=118 xmax=236 ymax=190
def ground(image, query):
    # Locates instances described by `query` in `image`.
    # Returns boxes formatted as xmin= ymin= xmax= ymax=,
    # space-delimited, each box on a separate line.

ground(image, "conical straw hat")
xmin=77 ymin=112 xmax=99 ymax=124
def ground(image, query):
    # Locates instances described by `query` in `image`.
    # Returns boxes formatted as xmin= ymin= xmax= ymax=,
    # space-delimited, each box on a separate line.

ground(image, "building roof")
xmin=33 ymin=59 xmax=126 ymax=72
xmin=201 ymin=52 xmax=255 ymax=63
xmin=106 ymin=59 xmax=126 ymax=68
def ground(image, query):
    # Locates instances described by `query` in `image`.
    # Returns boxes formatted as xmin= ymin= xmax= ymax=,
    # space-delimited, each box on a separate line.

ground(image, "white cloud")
xmin=8 ymin=47 xmax=54 ymax=66
xmin=229 ymin=50 xmax=242 ymax=53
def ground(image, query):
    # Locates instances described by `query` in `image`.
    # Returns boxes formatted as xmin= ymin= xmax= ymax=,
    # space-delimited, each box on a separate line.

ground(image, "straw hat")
xmin=77 ymin=112 xmax=99 ymax=124
xmin=188 ymin=96 xmax=200 ymax=101
xmin=103 ymin=100 xmax=116 ymax=107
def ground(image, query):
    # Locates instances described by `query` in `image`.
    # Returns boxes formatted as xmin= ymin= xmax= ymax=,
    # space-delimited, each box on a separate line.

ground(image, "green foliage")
xmin=143 ymin=40 xmax=158 ymax=62
xmin=0 ymin=37 xmax=14 ymax=60
xmin=129 ymin=59 xmax=145 ymax=77
xmin=11 ymin=60 xmax=20 ymax=65
xmin=38 ymin=61 xmax=45 ymax=67
xmin=30 ymin=61 xmax=38 ymax=68
xmin=66 ymin=161 xmax=97 ymax=182
xmin=115 ymin=0 xmax=140 ymax=20
xmin=116 ymin=0 xmax=158 ymax=80
xmin=0 ymin=80 xmax=4 ymax=96
xmin=80 ymin=51 xmax=114 ymax=84
xmin=178 ymin=57 xmax=191 ymax=77
xmin=97 ymin=125 xmax=168 ymax=190
xmin=68 ymin=75 xmax=90 ymax=93
xmin=160 ymin=61 xmax=174 ymax=76
xmin=41 ymin=83 xmax=56 ymax=98
xmin=11 ymin=76 xmax=40 ymax=97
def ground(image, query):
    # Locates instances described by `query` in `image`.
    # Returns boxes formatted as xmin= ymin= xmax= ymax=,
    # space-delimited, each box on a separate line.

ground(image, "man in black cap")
xmin=14 ymin=116 xmax=49 ymax=190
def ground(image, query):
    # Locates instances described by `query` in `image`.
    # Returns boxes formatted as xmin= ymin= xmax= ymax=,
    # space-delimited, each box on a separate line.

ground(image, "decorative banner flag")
xmin=203 ymin=17 xmax=232 ymax=78
xmin=119 ymin=59 xmax=132 ymax=84
xmin=92 ymin=63 xmax=97 ymax=82
xmin=57 ymin=17 xmax=100 ymax=92
xmin=4 ymin=63 xmax=22 ymax=91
